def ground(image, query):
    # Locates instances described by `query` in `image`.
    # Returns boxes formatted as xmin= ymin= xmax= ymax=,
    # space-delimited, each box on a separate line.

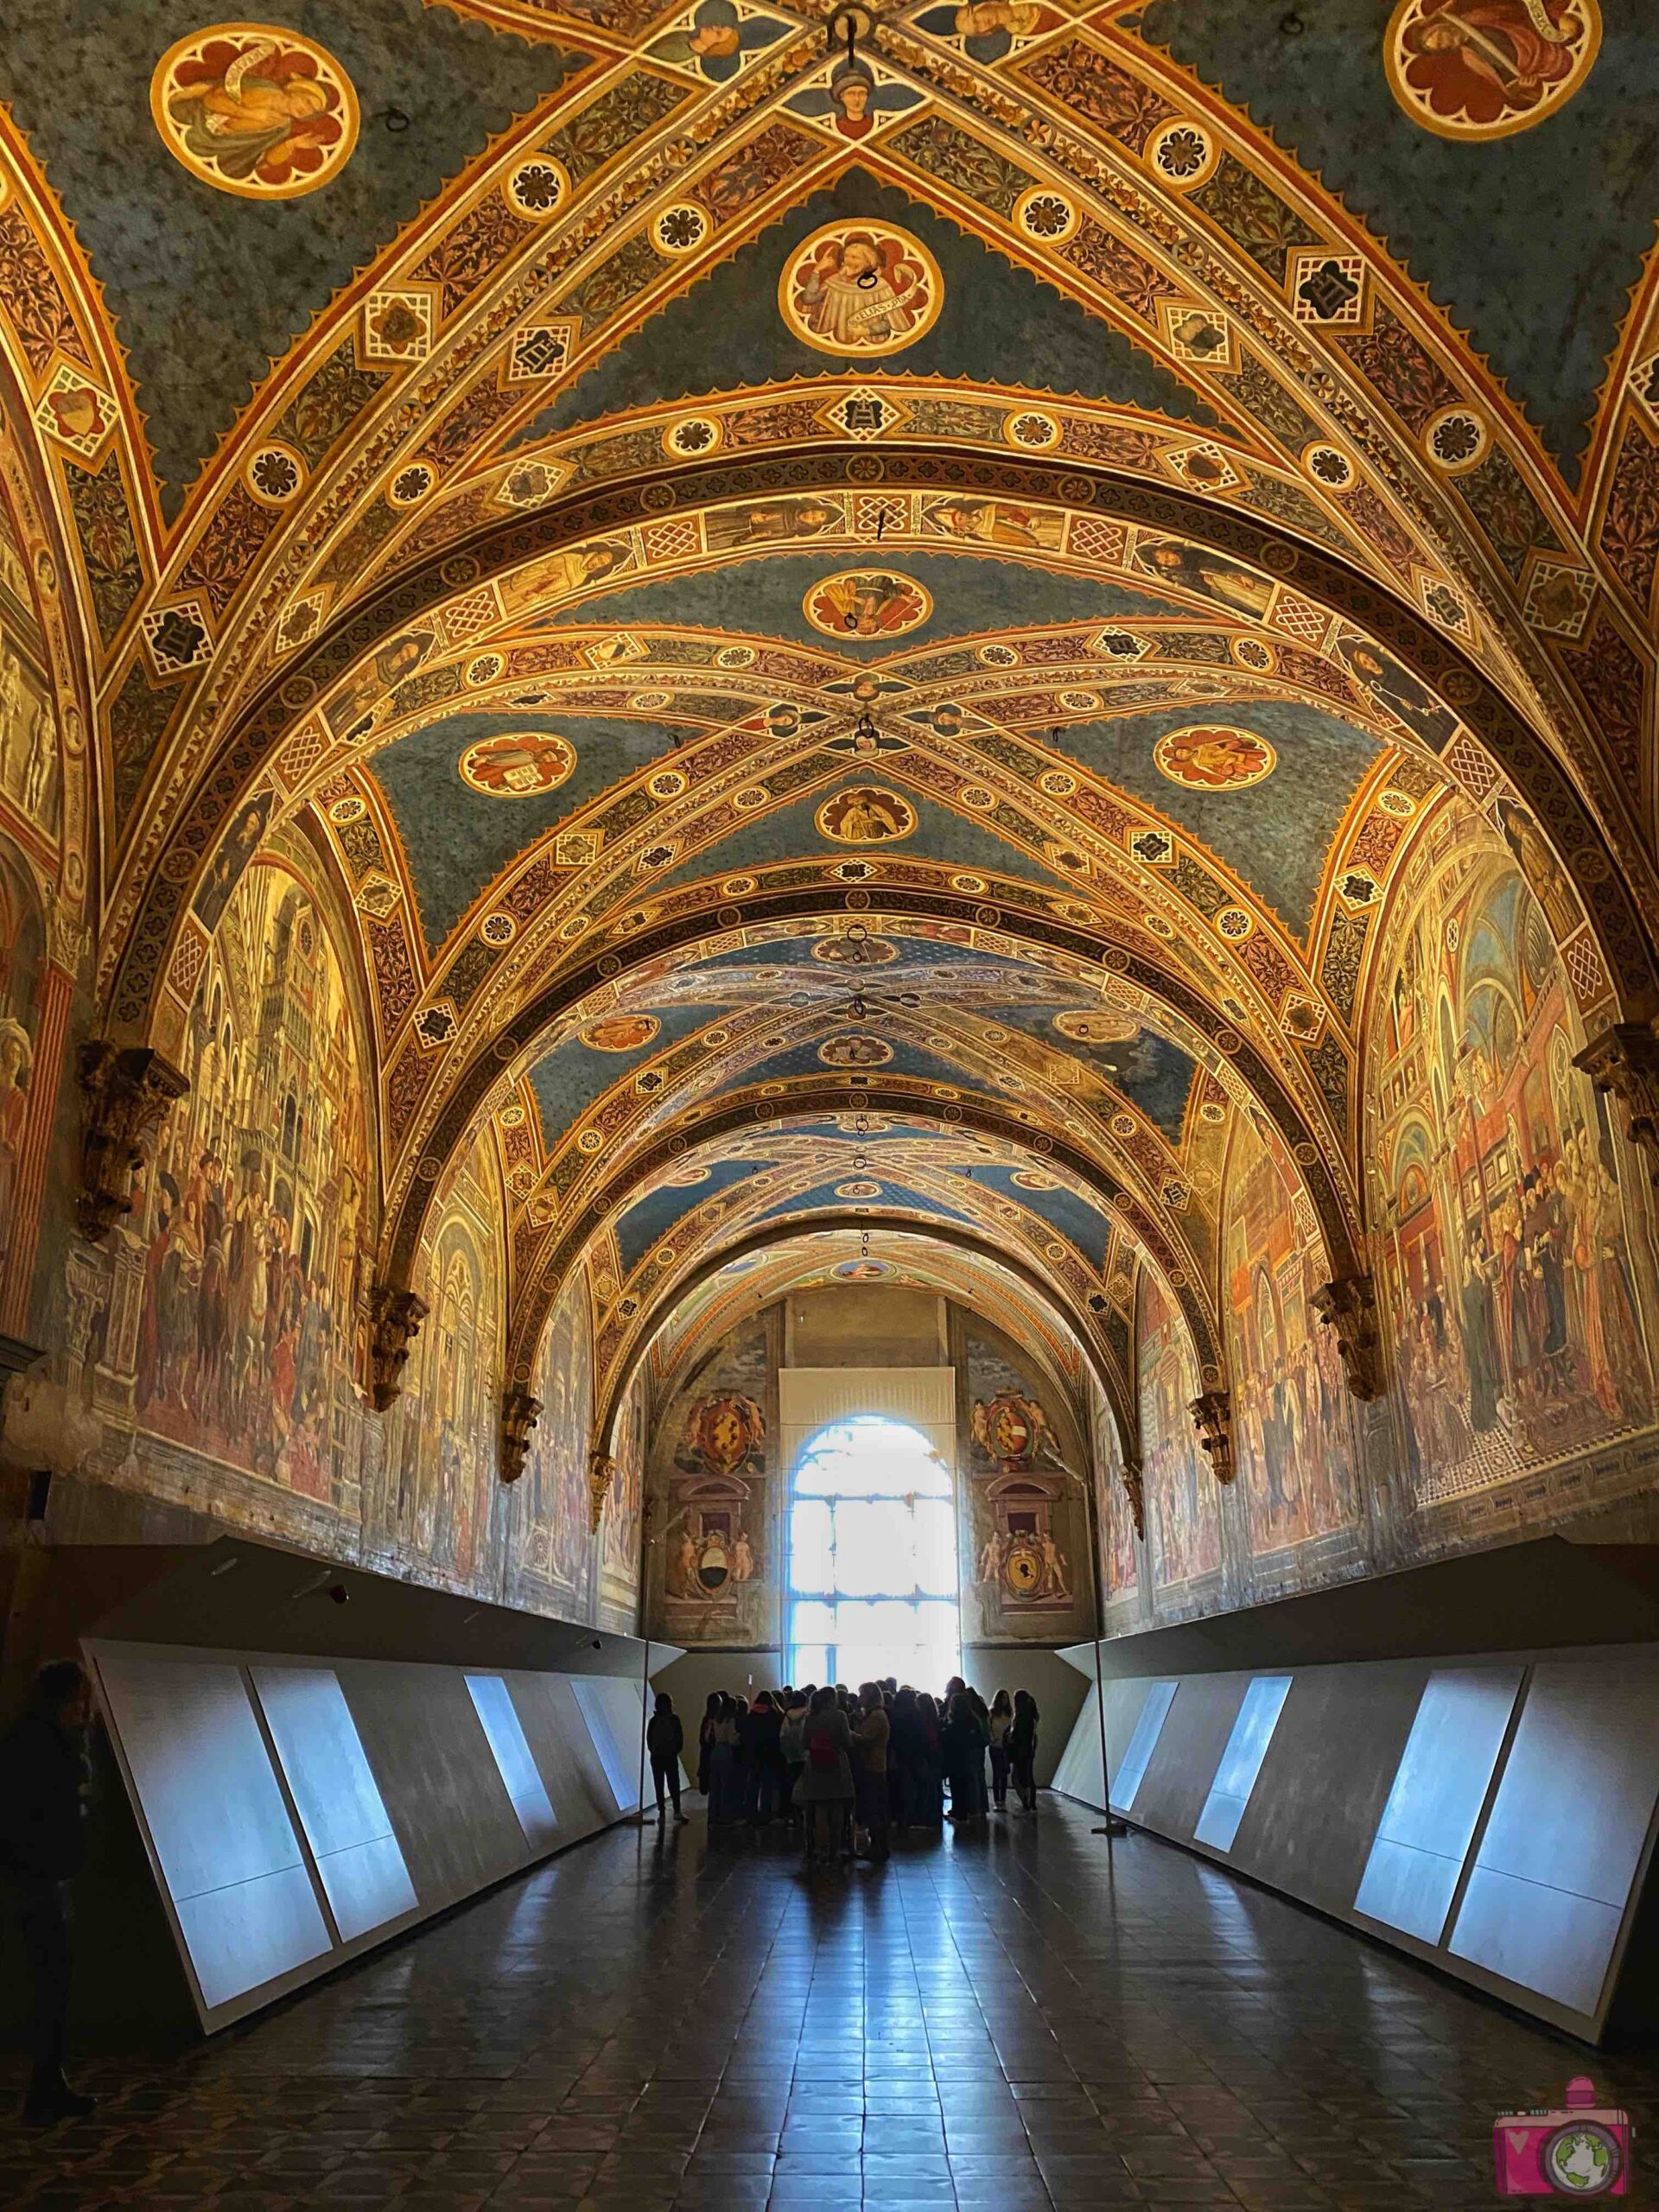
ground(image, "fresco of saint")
xmin=779 ymin=224 xmax=944 ymax=358
xmin=1386 ymin=0 xmax=1600 ymax=138
xmin=1138 ymin=1273 xmax=1222 ymax=1588
xmin=151 ymin=29 xmax=359 ymax=198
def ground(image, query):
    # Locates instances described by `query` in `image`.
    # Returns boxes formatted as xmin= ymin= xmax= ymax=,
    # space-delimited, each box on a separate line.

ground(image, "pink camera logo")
xmin=1493 ymin=2076 xmax=1633 ymax=2196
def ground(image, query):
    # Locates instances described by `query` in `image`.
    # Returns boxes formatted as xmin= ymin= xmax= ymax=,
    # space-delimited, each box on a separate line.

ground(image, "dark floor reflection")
xmin=5 ymin=1795 xmax=1654 ymax=2208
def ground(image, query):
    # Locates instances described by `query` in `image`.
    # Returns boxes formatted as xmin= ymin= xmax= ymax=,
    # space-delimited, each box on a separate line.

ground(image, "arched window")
xmin=786 ymin=1416 xmax=959 ymax=1689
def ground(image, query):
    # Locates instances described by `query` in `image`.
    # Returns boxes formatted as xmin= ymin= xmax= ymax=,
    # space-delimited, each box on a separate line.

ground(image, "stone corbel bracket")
xmin=1120 ymin=1455 xmax=1146 ymax=1541
xmin=76 ymin=1042 xmax=188 ymax=1243
xmin=1312 ymin=1273 xmax=1387 ymax=1402
xmin=1189 ymin=1389 xmax=1235 ymax=1485
xmin=368 ymin=1287 xmax=429 ymax=1412
xmin=499 ymin=1387 xmax=543 ymax=1484
xmin=588 ymin=1450 xmax=616 ymax=1532
xmin=1575 ymin=1024 xmax=1659 ymax=1184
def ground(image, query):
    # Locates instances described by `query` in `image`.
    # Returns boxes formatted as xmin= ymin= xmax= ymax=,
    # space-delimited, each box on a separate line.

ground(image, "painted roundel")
xmin=150 ymin=27 xmax=359 ymax=198
xmin=1153 ymin=725 xmax=1276 ymax=792
xmin=582 ymin=1014 xmax=660 ymax=1052
xmin=779 ymin=221 xmax=944 ymax=357
xmin=457 ymin=731 xmax=575 ymax=797
xmin=1384 ymin=0 xmax=1599 ymax=140
xmin=804 ymin=569 xmax=931 ymax=639
xmin=816 ymin=786 xmax=917 ymax=844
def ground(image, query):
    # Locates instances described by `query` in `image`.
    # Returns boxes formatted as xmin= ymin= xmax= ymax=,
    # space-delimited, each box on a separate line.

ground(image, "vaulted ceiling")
xmin=5 ymin=0 xmax=1655 ymax=1441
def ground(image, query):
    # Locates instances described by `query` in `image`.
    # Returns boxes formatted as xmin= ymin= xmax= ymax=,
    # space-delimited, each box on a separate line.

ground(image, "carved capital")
xmin=1119 ymin=1456 xmax=1146 ymax=1541
xmin=499 ymin=1387 xmax=543 ymax=1484
xmin=1312 ymin=1273 xmax=1387 ymax=1402
xmin=76 ymin=1041 xmax=188 ymax=1243
xmin=1575 ymin=1025 xmax=1659 ymax=1180
xmin=588 ymin=1450 xmax=616 ymax=1533
xmin=368 ymin=1286 xmax=428 ymax=1412
xmin=1189 ymin=1389 xmax=1235 ymax=1485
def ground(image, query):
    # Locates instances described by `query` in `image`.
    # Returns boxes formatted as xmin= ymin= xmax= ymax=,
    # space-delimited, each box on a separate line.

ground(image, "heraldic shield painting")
xmin=0 ymin=0 xmax=1656 ymax=1684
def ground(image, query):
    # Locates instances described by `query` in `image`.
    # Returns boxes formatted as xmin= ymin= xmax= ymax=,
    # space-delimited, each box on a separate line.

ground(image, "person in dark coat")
xmin=646 ymin=1693 xmax=686 ymax=1823
xmin=741 ymin=1692 xmax=783 ymax=1826
xmin=0 ymin=1660 xmax=97 ymax=2125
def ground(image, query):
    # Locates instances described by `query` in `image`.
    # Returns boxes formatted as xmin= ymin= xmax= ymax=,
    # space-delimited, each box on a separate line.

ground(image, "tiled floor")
xmin=6 ymin=1795 xmax=1655 ymax=2208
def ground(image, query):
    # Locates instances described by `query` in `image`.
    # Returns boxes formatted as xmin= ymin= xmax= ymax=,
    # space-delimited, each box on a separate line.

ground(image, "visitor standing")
xmin=1009 ymin=1688 xmax=1040 ymax=1813
xmin=853 ymin=1682 xmax=891 ymax=1861
xmin=988 ymin=1689 xmax=1013 ymax=1811
xmin=0 ymin=1661 xmax=98 ymax=2126
xmin=798 ymin=1685 xmax=855 ymax=1865
xmin=646 ymin=1693 xmax=686 ymax=1823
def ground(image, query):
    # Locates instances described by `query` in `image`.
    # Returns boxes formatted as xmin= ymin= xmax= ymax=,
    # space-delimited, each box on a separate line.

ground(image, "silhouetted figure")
xmin=799 ymin=1687 xmax=855 ymax=1865
xmin=0 ymin=1660 xmax=97 ymax=2126
xmin=988 ymin=1689 xmax=1013 ymax=1810
xmin=647 ymin=1693 xmax=686 ymax=1823
xmin=1009 ymin=1689 xmax=1040 ymax=1813
xmin=853 ymin=1682 xmax=891 ymax=1860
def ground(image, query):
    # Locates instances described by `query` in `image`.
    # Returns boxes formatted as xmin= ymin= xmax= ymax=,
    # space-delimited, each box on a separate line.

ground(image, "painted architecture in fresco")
xmin=960 ymin=1336 xmax=1089 ymax=1642
xmin=511 ymin=1264 xmax=596 ymax=1618
xmin=646 ymin=1316 xmax=773 ymax=1647
xmin=1137 ymin=1272 xmax=1222 ymax=1595
xmin=378 ymin=1127 xmax=505 ymax=1597
xmin=1222 ymin=1116 xmax=1358 ymax=1557
xmin=1368 ymin=830 xmax=1659 ymax=1510
xmin=126 ymin=855 xmax=373 ymax=1507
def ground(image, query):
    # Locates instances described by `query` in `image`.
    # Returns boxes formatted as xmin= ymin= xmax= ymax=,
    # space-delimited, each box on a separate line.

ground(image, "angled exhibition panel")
xmin=77 ymin=1540 xmax=676 ymax=2032
xmin=1051 ymin=1543 xmax=1659 ymax=2043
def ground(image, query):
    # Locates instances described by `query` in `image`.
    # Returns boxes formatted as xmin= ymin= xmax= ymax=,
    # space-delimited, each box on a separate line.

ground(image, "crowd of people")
xmin=647 ymin=1677 xmax=1040 ymax=1864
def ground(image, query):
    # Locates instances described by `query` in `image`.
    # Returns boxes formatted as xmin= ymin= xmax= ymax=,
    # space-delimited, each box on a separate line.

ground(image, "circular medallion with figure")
xmin=1154 ymin=724 xmax=1275 ymax=792
xmin=804 ymin=569 xmax=931 ymax=639
xmin=779 ymin=221 xmax=944 ymax=357
xmin=458 ymin=731 xmax=575 ymax=797
xmin=582 ymin=1014 xmax=659 ymax=1052
xmin=816 ymin=785 xmax=917 ymax=844
xmin=1384 ymin=0 xmax=1599 ymax=139
xmin=151 ymin=26 xmax=359 ymax=198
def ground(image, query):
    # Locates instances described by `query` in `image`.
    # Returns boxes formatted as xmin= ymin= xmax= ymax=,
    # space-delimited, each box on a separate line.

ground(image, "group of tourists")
xmin=648 ymin=1677 xmax=1040 ymax=1865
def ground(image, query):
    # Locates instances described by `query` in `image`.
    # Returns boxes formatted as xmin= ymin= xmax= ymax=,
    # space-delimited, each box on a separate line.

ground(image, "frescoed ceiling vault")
xmin=5 ymin=0 xmax=1659 ymax=1473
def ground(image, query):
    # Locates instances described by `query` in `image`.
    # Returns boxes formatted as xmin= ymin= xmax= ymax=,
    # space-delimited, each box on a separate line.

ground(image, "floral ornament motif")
xmin=246 ymin=445 xmax=302 ymax=504
xmin=1384 ymin=0 xmax=1600 ymax=140
xmin=150 ymin=26 xmax=359 ymax=199
xmin=505 ymin=155 xmax=569 ymax=219
xmin=653 ymin=203 xmax=709 ymax=255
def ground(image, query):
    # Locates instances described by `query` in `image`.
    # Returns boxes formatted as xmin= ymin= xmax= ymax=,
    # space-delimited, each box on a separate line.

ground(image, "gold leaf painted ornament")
xmin=152 ymin=25 xmax=359 ymax=197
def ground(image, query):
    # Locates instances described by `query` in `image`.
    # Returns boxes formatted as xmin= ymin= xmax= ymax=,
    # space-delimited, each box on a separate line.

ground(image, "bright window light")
xmin=786 ymin=1417 xmax=961 ymax=1690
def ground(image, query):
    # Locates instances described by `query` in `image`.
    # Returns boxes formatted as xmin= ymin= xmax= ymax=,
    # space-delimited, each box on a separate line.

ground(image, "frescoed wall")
xmin=510 ymin=1262 xmax=596 ymax=1619
xmin=959 ymin=1330 xmax=1091 ymax=1644
xmin=376 ymin=1125 xmax=507 ymax=1599
xmin=597 ymin=1371 xmax=645 ymax=1633
xmin=131 ymin=856 xmax=373 ymax=1509
xmin=0 ymin=830 xmax=45 ymax=1299
xmin=1367 ymin=836 xmax=1659 ymax=1512
xmin=645 ymin=1314 xmax=773 ymax=1648
xmin=1137 ymin=1271 xmax=1222 ymax=1598
xmin=1090 ymin=1379 xmax=1137 ymax=1606
xmin=1222 ymin=1115 xmax=1358 ymax=1557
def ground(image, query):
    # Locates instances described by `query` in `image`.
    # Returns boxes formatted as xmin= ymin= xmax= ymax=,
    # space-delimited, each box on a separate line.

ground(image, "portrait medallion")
xmin=458 ymin=731 xmax=575 ymax=797
xmin=816 ymin=785 xmax=917 ymax=844
xmin=779 ymin=221 xmax=944 ymax=357
xmin=818 ymin=1033 xmax=893 ymax=1068
xmin=804 ymin=569 xmax=931 ymax=639
xmin=1153 ymin=725 xmax=1275 ymax=792
xmin=151 ymin=26 xmax=359 ymax=198
xmin=836 ymin=1179 xmax=884 ymax=1199
xmin=1385 ymin=0 xmax=1599 ymax=138
xmin=833 ymin=1258 xmax=890 ymax=1280
xmin=812 ymin=930 xmax=899 ymax=964
xmin=582 ymin=1014 xmax=660 ymax=1052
